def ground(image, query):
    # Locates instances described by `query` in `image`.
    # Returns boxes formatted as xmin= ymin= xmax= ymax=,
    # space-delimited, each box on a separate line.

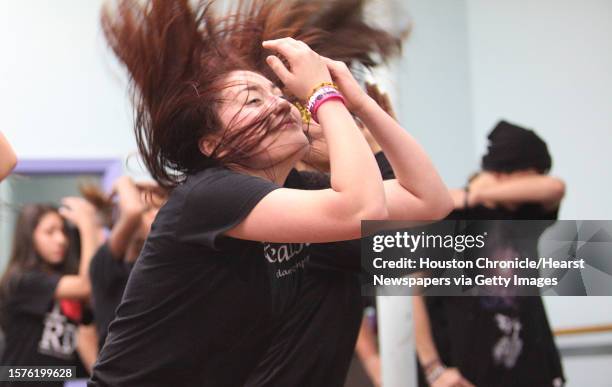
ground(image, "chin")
xmin=45 ymin=255 xmax=66 ymax=266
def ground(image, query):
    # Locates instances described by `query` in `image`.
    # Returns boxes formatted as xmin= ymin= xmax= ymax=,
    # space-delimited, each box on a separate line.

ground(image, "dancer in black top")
xmin=415 ymin=120 xmax=566 ymax=387
xmin=90 ymin=1 xmax=451 ymax=386
xmin=0 ymin=200 xmax=99 ymax=386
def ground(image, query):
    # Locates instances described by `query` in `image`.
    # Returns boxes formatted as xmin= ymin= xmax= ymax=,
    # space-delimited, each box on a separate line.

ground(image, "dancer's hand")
xmin=262 ymin=37 xmax=332 ymax=101
xmin=59 ymin=197 xmax=98 ymax=230
xmin=320 ymin=57 xmax=370 ymax=114
xmin=468 ymin=172 xmax=499 ymax=208
xmin=431 ymin=367 xmax=475 ymax=387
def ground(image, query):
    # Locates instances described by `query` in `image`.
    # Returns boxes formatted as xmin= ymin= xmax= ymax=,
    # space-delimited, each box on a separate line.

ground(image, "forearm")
xmin=449 ymin=188 xmax=467 ymax=210
xmin=355 ymin=317 xmax=381 ymax=386
xmin=318 ymin=101 xmax=386 ymax=216
xmin=77 ymin=325 xmax=98 ymax=374
xmin=413 ymin=296 xmax=441 ymax=366
xmin=77 ymin=222 xmax=100 ymax=279
xmin=356 ymin=98 xmax=451 ymax=210
xmin=108 ymin=215 xmax=142 ymax=258
xmin=474 ymin=176 xmax=565 ymax=206
xmin=109 ymin=178 xmax=145 ymax=257
xmin=355 ymin=316 xmax=379 ymax=362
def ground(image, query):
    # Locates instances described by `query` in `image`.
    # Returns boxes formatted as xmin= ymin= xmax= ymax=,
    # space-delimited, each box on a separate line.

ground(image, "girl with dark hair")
xmin=415 ymin=121 xmax=565 ymax=387
xmin=0 ymin=132 xmax=17 ymax=181
xmin=90 ymin=1 xmax=451 ymax=385
xmin=0 ymin=200 xmax=99 ymax=386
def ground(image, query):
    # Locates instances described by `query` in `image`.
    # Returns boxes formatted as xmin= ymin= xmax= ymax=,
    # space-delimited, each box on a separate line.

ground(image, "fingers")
xmin=321 ymin=56 xmax=348 ymax=76
xmin=61 ymin=196 xmax=80 ymax=210
xmin=262 ymin=37 xmax=303 ymax=62
xmin=57 ymin=206 xmax=70 ymax=219
xmin=265 ymin=55 xmax=291 ymax=84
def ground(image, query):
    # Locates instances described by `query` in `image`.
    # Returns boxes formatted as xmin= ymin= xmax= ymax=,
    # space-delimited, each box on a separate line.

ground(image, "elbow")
xmin=549 ymin=179 xmax=566 ymax=202
xmin=438 ymin=192 xmax=455 ymax=219
xmin=355 ymin=202 xmax=389 ymax=223
xmin=0 ymin=154 xmax=17 ymax=179
xmin=79 ymin=277 xmax=92 ymax=299
xmin=426 ymin=191 xmax=454 ymax=221
xmin=8 ymin=153 xmax=17 ymax=172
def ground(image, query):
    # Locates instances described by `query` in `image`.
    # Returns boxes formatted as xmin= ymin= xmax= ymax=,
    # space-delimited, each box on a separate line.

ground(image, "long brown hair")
xmin=0 ymin=205 xmax=77 ymax=314
xmin=101 ymin=0 xmax=405 ymax=189
xmin=226 ymin=0 xmax=405 ymax=84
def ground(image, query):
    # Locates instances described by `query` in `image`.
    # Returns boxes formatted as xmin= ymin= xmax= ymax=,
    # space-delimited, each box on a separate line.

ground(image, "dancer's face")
xmin=33 ymin=212 xmax=68 ymax=265
xmin=213 ymin=70 xmax=309 ymax=167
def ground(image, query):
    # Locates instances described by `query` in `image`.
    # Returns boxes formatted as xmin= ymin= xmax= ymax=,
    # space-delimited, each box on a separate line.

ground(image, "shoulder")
xmin=181 ymin=167 xmax=280 ymax=209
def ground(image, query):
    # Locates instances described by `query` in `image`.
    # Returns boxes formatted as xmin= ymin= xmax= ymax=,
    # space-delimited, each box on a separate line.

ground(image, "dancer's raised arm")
xmin=322 ymin=57 xmax=453 ymax=221
xmin=226 ymin=38 xmax=388 ymax=243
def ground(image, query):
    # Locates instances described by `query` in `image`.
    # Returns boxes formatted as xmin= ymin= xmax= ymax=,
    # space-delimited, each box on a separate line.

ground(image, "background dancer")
xmin=414 ymin=120 xmax=566 ymax=387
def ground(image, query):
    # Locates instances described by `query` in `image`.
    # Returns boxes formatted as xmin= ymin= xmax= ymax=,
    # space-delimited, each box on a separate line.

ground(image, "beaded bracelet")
xmin=310 ymin=92 xmax=346 ymax=123
xmin=293 ymin=101 xmax=312 ymax=124
xmin=306 ymin=86 xmax=337 ymax=110
xmin=426 ymin=364 xmax=446 ymax=385
xmin=308 ymin=82 xmax=338 ymax=101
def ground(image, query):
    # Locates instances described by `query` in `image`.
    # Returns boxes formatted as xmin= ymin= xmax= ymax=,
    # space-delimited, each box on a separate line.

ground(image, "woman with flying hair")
xmin=232 ymin=1 xmax=405 ymax=385
xmin=90 ymin=1 xmax=451 ymax=386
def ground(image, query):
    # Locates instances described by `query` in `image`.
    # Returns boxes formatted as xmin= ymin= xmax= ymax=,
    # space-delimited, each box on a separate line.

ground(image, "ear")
xmin=198 ymin=137 xmax=216 ymax=157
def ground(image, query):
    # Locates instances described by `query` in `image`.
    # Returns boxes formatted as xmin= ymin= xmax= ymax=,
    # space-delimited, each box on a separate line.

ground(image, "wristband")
xmin=310 ymin=92 xmax=346 ymax=123
xmin=307 ymin=86 xmax=339 ymax=112
xmin=426 ymin=364 xmax=446 ymax=385
xmin=308 ymin=82 xmax=338 ymax=100
xmin=422 ymin=357 xmax=441 ymax=372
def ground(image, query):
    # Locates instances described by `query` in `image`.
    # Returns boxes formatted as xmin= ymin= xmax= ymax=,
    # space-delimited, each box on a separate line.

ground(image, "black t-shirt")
xmin=245 ymin=153 xmax=395 ymax=386
xmin=89 ymin=166 xmax=312 ymax=387
xmin=0 ymin=269 xmax=91 ymax=387
xmin=243 ymin=169 xmax=363 ymax=387
xmin=418 ymin=204 xmax=565 ymax=387
xmin=89 ymin=243 xmax=134 ymax=349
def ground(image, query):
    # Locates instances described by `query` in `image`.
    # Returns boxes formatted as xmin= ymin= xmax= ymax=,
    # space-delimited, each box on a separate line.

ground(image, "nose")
xmin=55 ymin=231 xmax=68 ymax=249
xmin=268 ymin=93 xmax=291 ymax=109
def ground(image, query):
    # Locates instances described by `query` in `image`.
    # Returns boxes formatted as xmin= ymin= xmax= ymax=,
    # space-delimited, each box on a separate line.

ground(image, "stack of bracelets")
xmin=305 ymin=82 xmax=346 ymax=123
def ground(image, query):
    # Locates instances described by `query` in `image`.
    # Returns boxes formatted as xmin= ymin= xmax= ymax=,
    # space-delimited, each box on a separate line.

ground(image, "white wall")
xmin=394 ymin=0 xmax=476 ymax=189
xmin=466 ymin=0 xmax=612 ymax=220
xmin=0 ymin=0 xmax=135 ymax=159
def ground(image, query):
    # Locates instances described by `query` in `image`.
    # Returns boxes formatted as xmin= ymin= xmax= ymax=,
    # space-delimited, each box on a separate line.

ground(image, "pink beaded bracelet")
xmin=310 ymin=92 xmax=346 ymax=122
xmin=307 ymin=86 xmax=339 ymax=112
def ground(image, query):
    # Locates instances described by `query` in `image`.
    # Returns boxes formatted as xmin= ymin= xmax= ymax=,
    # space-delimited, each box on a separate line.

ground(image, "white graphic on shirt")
xmin=262 ymin=242 xmax=310 ymax=264
xmin=492 ymin=313 xmax=523 ymax=368
xmin=262 ymin=242 xmax=310 ymax=278
xmin=38 ymin=302 xmax=77 ymax=360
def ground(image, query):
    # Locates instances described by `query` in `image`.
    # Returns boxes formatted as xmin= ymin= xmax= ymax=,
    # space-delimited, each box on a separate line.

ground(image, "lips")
xmin=279 ymin=119 xmax=297 ymax=129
